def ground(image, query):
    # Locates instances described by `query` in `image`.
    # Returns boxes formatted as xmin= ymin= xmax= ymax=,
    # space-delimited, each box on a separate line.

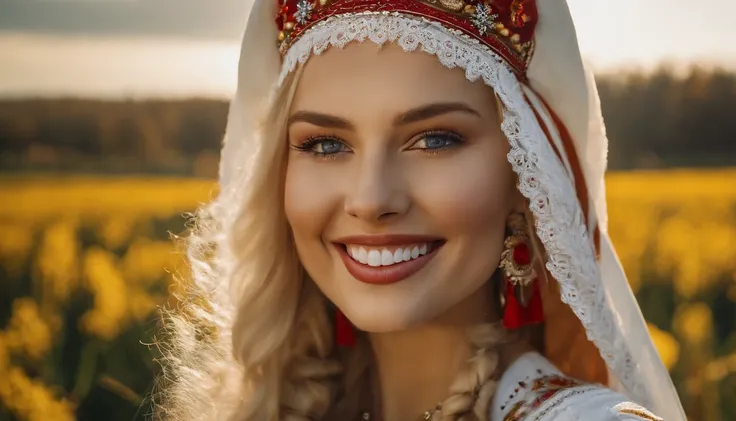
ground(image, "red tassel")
xmin=502 ymin=279 xmax=544 ymax=329
xmin=503 ymin=281 xmax=523 ymax=329
xmin=335 ymin=309 xmax=356 ymax=347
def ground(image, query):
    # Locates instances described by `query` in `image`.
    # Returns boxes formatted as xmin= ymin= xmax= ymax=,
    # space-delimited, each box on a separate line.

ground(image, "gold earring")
xmin=498 ymin=213 xmax=544 ymax=329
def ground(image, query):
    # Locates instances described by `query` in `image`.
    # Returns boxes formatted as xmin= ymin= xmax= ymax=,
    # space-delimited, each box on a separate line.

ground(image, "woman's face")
xmin=284 ymin=43 xmax=522 ymax=332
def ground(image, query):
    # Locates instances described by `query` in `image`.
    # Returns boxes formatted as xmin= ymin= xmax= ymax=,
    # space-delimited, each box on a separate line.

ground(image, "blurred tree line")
xmin=0 ymin=66 xmax=734 ymax=174
xmin=598 ymin=67 xmax=736 ymax=169
xmin=0 ymin=100 xmax=227 ymax=177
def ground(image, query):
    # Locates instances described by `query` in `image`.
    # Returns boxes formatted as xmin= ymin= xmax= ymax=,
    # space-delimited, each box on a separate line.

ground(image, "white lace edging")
xmin=277 ymin=13 xmax=648 ymax=406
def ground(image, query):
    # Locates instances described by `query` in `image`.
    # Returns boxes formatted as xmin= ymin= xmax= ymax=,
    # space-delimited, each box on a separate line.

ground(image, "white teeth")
xmin=367 ymin=250 xmax=382 ymax=267
xmin=358 ymin=247 xmax=368 ymax=264
xmin=381 ymin=249 xmax=393 ymax=265
xmin=346 ymin=242 xmax=436 ymax=266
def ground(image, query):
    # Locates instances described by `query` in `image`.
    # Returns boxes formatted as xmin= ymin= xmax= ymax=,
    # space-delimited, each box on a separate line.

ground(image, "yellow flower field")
xmin=0 ymin=169 xmax=734 ymax=421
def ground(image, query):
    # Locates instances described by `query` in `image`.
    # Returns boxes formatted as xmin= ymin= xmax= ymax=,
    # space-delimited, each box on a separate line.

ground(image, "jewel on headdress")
xmin=510 ymin=0 xmax=530 ymax=27
xmin=438 ymin=0 xmax=466 ymax=12
xmin=295 ymin=0 xmax=313 ymax=25
xmin=470 ymin=3 xmax=498 ymax=36
xmin=275 ymin=4 xmax=287 ymax=31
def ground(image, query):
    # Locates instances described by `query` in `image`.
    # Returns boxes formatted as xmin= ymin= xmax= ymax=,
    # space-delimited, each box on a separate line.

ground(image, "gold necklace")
xmin=360 ymin=403 xmax=443 ymax=421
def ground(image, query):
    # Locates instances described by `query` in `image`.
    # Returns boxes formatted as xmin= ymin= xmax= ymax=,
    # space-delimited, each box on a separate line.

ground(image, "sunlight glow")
xmin=0 ymin=34 xmax=240 ymax=99
xmin=1 ymin=0 xmax=735 ymax=98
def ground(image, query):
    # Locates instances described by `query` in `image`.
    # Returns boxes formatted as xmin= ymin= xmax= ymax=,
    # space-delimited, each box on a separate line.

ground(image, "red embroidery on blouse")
xmin=502 ymin=375 xmax=584 ymax=421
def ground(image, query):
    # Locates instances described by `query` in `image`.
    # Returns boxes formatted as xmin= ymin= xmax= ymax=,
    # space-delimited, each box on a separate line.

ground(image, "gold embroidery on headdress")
xmin=275 ymin=0 xmax=538 ymax=75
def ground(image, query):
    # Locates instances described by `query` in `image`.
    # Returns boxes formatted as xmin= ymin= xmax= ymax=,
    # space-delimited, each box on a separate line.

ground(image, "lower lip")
xmin=335 ymin=242 xmax=443 ymax=285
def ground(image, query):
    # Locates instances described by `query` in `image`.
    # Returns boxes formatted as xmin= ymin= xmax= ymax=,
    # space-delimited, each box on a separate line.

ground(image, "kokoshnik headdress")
xmin=216 ymin=0 xmax=687 ymax=419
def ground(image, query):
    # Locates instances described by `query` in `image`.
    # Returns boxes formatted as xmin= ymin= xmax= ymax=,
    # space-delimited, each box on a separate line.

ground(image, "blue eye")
xmin=294 ymin=136 xmax=350 ymax=156
xmin=410 ymin=131 xmax=464 ymax=151
xmin=314 ymin=139 xmax=345 ymax=154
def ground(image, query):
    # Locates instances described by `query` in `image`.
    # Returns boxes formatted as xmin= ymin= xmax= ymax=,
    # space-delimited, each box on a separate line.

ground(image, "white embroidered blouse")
xmin=492 ymin=353 xmax=664 ymax=421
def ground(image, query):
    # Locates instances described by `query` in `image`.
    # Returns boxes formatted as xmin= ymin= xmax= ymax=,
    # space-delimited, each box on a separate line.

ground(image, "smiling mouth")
xmin=334 ymin=240 xmax=445 ymax=285
xmin=344 ymin=242 xmax=442 ymax=266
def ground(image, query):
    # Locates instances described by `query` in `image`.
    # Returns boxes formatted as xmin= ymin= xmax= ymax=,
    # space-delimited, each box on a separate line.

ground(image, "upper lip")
xmin=332 ymin=234 xmax=444 ymax=246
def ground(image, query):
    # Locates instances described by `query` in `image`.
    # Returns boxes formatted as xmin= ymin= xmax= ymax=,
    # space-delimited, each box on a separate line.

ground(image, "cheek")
xmin=409 ymin=147 xmax=514 ymax=238
xmin=400 ymin=147 xmax=513 ymax=324
xmin=284 ymin=158 xmax=345 ymax=269
xmin=285 ymin=161 xmax=326 ymax=239
xmin=439 ymin=173 xmax=508 ymax=227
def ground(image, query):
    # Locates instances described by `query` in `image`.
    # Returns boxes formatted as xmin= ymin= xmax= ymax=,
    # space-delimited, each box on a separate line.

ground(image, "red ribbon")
xmin=335 ymin=309 xmax=357 ymax=347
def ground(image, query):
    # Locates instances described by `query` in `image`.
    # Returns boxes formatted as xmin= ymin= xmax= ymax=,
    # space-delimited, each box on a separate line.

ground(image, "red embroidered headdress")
xmin=275 ymin=0 xmax=538 ymax=74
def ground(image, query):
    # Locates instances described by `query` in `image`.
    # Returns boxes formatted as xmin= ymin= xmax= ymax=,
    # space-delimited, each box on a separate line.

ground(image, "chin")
xmin=350 ymin=312 xmax=419 ymax=333
xmin=337 ymin=290 xmax=446 ymax=333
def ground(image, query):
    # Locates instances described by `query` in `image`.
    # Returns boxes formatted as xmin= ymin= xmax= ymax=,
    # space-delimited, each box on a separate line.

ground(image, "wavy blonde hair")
xmin=153 ymin=61 xmax=541 ymax=421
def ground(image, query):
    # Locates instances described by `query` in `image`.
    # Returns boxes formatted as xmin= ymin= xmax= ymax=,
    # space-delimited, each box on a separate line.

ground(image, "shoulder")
xmin=491 ymin=353 xmax=663 ymax=421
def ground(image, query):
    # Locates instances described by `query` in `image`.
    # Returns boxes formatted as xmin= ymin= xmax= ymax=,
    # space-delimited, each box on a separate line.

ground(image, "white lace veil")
xmin=216 ymin=0 xmax=686 ymax=419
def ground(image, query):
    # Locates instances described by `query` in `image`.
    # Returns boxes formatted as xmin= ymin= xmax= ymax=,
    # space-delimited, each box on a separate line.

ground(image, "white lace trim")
xmin=278 ymin=13 xmax=647 ymax=406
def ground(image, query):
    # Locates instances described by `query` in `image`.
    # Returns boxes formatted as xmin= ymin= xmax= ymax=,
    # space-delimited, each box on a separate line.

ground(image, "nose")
xmin=344 ymin=154 xmax=410 ymax=222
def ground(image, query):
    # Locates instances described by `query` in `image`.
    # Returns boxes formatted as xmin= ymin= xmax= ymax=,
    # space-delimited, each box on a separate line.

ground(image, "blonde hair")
xmin=152 ymin=64 xmax=537 ymax=421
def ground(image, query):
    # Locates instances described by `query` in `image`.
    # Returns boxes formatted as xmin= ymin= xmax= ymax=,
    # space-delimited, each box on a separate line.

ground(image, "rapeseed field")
xmin=0 ymin=170 xmax=734 ymax=421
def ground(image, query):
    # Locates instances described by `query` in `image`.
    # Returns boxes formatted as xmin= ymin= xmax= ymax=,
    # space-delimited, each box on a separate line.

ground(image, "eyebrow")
xmin=393 ymin=102 xmax=481 ymax=126
xmin=287 ymin=111 xmax=354 ymax=130
xmin=287 ymin=101 xmax=481 ymax=130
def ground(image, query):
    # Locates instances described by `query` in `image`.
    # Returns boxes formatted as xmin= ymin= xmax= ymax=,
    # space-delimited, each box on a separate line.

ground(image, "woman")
xmin=157 ymin=0 xmax=686 ymax=420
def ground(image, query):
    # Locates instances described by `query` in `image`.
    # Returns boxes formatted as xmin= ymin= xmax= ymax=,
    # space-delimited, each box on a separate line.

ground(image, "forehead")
xmin=291 ymin=42 xmax=496 ymax=116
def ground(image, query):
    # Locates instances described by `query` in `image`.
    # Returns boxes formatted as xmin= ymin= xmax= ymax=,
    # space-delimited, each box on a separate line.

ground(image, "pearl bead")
xmin=438 ymin=0 xmax=465 ymax=12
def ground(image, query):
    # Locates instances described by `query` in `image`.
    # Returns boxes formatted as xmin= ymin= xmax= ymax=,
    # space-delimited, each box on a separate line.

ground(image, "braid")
xmin=279 ymin=285 xmax=375 ymax=421
xmin=279 ymin=281 xmax=343 ymax=421
xmin=325 ymin=334 xmax=373 ymax=421
xmin=433 ymin=323 xmax=508 ymax=421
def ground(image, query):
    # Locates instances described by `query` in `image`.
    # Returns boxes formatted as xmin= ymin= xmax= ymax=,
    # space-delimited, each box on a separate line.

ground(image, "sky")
xmin=1 ymin=0 xmax=735 ymax=99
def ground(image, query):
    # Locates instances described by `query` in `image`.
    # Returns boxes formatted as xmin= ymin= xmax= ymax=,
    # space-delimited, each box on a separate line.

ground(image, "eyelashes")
xmin=290 ymin=130 xmax=466 ymax=159
xmin=407 ymin=130 xmax=464 ymax=155
xmin=291 ymin=135 xmax=349 ymax=158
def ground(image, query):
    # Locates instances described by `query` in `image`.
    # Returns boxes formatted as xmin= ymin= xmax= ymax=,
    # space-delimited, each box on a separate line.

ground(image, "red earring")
xmin=498 ymin=214 xmax=544 ymax=329
xmin=335 ymin=309 xmax=356 ymax=347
